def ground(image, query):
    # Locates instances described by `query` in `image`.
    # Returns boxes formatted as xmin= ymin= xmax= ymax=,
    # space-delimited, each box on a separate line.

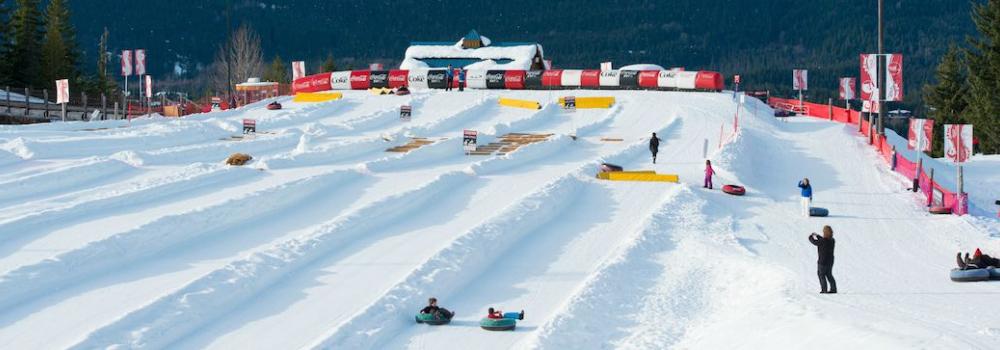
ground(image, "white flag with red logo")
xmin=121 ymin=50 xmax=133 ymax=76
xmin=135 ymin=49 xmax=147 ymax=76
xmin=793 ymin=69 xmax=808 ymax=90
xmin=600 ymin=62 xmax=612 ymax=71
xmin=145 ymin=75 xmax=152 ymax=98
xmin=839 ymin=77 xmax=856 ymax=100
xmin=734 ymin=75 xmax=742 ymax=85
xmin=862 ymin=100 xmax=880 ymax=113
xmin=56 ymin=79 xmax=70 ymax=104
xmin=944 ymin=124 xmax=973 ymax=163
xmin=292 ymin=61 xmax=305 ymax=81
xmin=907 ymin=118 xmax=933 ymax=152
xmin=885 ymin=54 xmax=903 ymax=101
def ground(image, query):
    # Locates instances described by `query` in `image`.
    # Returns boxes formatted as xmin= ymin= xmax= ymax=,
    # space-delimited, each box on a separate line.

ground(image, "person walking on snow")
xmin=704 ymin=160 xmax=715 ymax=189
xmin=798 ymin=178 xmax=813 ymax=217
xmin=649 ymin=132 xmax=661 ymax=164
xmin=445 ymin=65 xmax=454 ymax=91
xmin=458 ymin=69 xmax=466 ymax=91
xmin=809 ymin=226 xmax=837 ymax=294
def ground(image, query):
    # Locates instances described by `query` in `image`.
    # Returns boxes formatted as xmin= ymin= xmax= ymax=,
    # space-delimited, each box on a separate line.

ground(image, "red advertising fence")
xmin=768 ymin=96 xmax=967 ymax=215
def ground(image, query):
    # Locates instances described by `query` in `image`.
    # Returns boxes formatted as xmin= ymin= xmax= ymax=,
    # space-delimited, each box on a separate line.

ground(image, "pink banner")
xmin=907 ymin=118 xmax=933 ymax=152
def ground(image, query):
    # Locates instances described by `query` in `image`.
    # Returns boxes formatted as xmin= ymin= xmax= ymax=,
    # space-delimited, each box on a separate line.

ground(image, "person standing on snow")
xmin=808 ymin=226 xmax=837 ymax=294
xmin=704 ymin=160 xmax=715 ymax=189
xmin=649 ymin=132 xmax=661 ymax=164
xmin=445 ymin=65 xmax=454 ymax=91
xmin=458 ymin=69 xmax=466 ymax=91
xmin=798 ymin=178 xmax=813 ymax=217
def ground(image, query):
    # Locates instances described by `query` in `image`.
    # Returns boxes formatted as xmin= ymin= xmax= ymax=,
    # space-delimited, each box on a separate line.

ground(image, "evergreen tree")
xmin=7 ymin=0 xmax=42 ymax=87
xmin=264 ymin=55 xmax=288 ymax=84
xmin=923 ymin=44 xmax=968 ymax=157
xmin=40 ymin=0 xmax=78 ymax=86
xmin=321 ymin=53 xmax=336 ymax=72
xmin=0 ymin=0 xmax=9 ymax=84
xmin=965 ymin=0 xmax=1000 ymax=154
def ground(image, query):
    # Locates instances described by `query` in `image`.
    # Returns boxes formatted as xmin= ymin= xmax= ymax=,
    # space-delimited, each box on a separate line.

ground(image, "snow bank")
xmin=401 ymin=43 xmax=539 ymax=70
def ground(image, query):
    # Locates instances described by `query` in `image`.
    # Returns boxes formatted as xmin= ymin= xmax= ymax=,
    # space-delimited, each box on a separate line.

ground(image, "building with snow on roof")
xmin=400 ymin=30 xmax=547 ymax=71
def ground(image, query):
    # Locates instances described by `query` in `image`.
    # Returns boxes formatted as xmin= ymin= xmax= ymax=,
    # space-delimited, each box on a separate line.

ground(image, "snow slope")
xmin=0 ymin=89 xmax=997 ymax=349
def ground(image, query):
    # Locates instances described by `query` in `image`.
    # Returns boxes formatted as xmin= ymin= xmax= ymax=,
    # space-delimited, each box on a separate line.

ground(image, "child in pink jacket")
xmin=704 ymin=160 xmax=714 ymax=189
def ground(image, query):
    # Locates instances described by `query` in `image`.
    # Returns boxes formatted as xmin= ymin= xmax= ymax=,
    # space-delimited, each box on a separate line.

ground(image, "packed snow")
xmin=0 ymin=88 xmax=997 ymax=349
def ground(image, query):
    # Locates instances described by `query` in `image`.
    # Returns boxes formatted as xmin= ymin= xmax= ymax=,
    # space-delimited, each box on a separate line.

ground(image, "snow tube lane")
xmin=0 ymin=169 xmax=366 ymax=313
xmin=0 ymin=159 xmax=140 ymax=207
xmin=69 ymin=171 xmax=477 ymax=350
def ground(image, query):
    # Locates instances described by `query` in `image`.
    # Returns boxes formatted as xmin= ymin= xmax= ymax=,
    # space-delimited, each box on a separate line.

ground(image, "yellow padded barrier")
xmin=293 ymin=92 xmax=343 ymax=103
xmin=597 ymin=171 xmax=679 ymax=183
xmin=558 ymin=96 xmax=615 ymax=109
xmin=498 ymin=97 xmax=542 ymax=110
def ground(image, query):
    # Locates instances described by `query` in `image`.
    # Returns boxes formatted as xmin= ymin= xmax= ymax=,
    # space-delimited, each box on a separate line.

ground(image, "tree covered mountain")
xmin=61 ymin=0 xmax=975 ymax=108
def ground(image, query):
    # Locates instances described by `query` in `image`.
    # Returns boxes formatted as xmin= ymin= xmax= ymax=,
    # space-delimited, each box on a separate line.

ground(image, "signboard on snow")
xmin=908 ymin=118 xmax=933 ymax=153
xmin=400 ymin=105 xmax=412 ymax=122
xmin=135 ymin=49 xmax=147 ymax=76
xmin=839 ymin=77 xmax=856 ymax=100
xmin=564 ymin=96 xmax=576 ymax=110
xmin=144 ymin=75 xmax=153 ymax=98
xmin=792 ymin=69 xmax=808 ymax=90
xmin=292 ymin=61 xmax=306 ymax=81
xmin=463 ymin=130 xmax=477 ymax=152
xmin=944 ymin=124 xmax=973 ymax=163
xmin=121 ymin=50 xmax=133 ymax=76
xmin=862 ymin=100 xmax=880 ymax=113
xmin=243 ymin=118 xmax=257 ymax=134
xmin=55 ymin=79 xmax=69 ymax=104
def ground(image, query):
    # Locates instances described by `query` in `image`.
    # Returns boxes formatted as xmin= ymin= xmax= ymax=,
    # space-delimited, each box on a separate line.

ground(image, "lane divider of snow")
xmin=0 ymin=168 xmax=365 ymax=312
xmin=0 ymin=158 xmax=140 ymax=207
xmin=69 ymin=170 xmax=477 ymax=350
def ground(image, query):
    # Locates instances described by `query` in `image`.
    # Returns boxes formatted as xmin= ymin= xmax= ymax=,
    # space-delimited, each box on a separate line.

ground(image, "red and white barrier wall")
xmin=293 ymin=69 xmax=725 ymax=93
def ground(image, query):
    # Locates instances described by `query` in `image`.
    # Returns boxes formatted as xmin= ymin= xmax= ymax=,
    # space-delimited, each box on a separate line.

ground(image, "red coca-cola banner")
xmin=695 ymin=71 xmax=724 ymax=91
xmin=541 ymin=70 xmax=563 ymax=87
xmin=350 ymin=70 xmax=371 ymax=90
xmin=292 ymin=73 xmax=332 ymax=93
xmin=638 ymin=71 xmax=659 ymax=88
xmin=580 ymin=70 xmax=600 ymax=87
xmin=388 ymin=70 xmax=409 ymax=88
xmin=503 ymin=70 xmax=526 ymax=89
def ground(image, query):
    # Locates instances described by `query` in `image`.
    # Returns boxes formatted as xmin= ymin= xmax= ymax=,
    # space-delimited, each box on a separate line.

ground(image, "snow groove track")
xmin=0 ymin=158 xmax=138 ymax=206
xmin=71 ymin=170 xmax=475 ymax=349
xmin=0 ymin=169 xmax=363 ymax=312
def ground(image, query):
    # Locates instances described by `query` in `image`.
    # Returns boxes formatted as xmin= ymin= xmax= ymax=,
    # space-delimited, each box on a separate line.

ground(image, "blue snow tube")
xmin=990 ymin=267 xmax=1000 ymax=280
xmin=950 ymin=268 xmax=991 ymax=282
xmin=809 ymin=207 xmax=829 ymax=217
xmin=480 ymin=317 xmax=516 ymax=331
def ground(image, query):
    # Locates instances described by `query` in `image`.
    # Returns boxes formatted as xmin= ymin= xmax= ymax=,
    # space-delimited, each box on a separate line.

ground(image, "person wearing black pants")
xmin=445 ymin=65 xmax=454 ymax=91
xmin=808 ymin=225 xmax=837 ymax=294
xmin=649 ymin=132 xmax=661 ymax=164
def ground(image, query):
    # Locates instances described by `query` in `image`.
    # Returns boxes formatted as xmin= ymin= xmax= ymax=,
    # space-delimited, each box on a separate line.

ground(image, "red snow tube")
xmin=722 ymin=185 xmax=746 ymax=196
xmin=929 ymin=206 xmax=953 ymax=215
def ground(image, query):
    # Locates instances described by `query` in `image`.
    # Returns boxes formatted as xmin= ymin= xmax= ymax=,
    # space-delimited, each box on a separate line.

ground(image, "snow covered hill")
xmin=0 ymin=89 xmax=997 ymax=349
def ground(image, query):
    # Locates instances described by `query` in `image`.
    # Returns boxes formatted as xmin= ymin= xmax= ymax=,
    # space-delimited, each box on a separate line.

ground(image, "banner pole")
xmin=958 ymin=165 xmax=963 ymax=195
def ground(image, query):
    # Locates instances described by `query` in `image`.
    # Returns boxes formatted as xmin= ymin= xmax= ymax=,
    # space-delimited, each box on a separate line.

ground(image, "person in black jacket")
xmin=420 ymin=297 xmax=453 ymax=319
xmin=649 ymin=132 xmax=661 ymax=164
xmin=809 ymin=226 xmax=837 ymax=294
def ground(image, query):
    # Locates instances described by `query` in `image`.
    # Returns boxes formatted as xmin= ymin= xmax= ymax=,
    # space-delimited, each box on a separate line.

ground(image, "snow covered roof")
xmin=401 ymin=31 xmax=543 ymax=70
xmin=619 ymin=64 xmax=667 ymax=71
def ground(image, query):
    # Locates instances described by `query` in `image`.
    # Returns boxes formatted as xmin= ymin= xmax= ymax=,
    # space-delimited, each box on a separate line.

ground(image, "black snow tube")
xmin=415 ymin=309 xmax=454 ymax=325
xmin=951 ymin=268 xmax=991 ymax=282
xmin=809 ymin=207 xmax=829 ymax=217
xmin=600 ymin=163 xmax=623 ymax=172
xmin=480 ymin=317 xmax=516 ymax=331
xmin=722 ymin=185 xmax=746 ymax=196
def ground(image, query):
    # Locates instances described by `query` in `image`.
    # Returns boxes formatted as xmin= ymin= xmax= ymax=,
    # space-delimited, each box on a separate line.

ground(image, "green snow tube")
xmin=415 ymin=310 xmax=454 ymax=326
xmin=480 ymin=317 xmax=516 ymax=331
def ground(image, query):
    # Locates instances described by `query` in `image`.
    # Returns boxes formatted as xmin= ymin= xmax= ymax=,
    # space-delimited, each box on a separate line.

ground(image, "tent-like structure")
xmin=401 ymin=30 xmax=546 ymax=71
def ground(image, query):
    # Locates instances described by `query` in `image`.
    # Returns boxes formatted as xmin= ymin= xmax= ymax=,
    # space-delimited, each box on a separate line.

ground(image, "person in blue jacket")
xmin=458 ymin=69 xmax=466 ymax=91
xmin=445 ymin=65 xmax=454 ymax=91
xmin=798 ymin=178 xmax=813 ymax=217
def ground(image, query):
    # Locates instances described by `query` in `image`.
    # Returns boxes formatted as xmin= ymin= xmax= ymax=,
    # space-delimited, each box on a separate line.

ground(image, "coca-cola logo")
xmin=486 ymin=73 xmax=504 ymax=80
xmin=506 ymin=75 xmax=523 ymax=82
xmin=658 ymin=71 xmax=676 ymax=78
xmin=371 ymin=73 xmax=388 ymax=80
xmin=409 ymin=75 xmax=426 ymax=82
xmin=582 ymin=71 xmax=600 ymax=78
xmin=350 ymin=74 xmax=368 ymax=82
xmin=428 ymin=73 xmax=445 ymax=80
xmin=332 ymin=75 xmax=349 ymax=84
xmin=600 ymin=71 xmax=619 ymax=78
xmin=389 ymin=74 xmax=406 ymax=82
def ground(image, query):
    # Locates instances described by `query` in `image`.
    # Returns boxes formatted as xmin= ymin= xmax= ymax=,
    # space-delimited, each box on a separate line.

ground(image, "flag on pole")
xmin=135 ymin=49 xmax=147 ymax=76
xmin=944 ymin=124 xmax=973 ymax=163
xmin=121 ymin=50 xmax=133 ymax=76
xmin=792 ymin=69 xmax=808 ymax=90
xmin=145 ymin=75 xmax=153 ymax=98
xmin=600 ymin=62 xmax=612 ymax=71
xmin=56 ymin=79 xmax=70 ymax=104
xmin=907 ymin=118 xmax=933 ymax=152
xmin=292 ymin=61 xmax=306 ymax=81
xmin=839 ymin=77 xmax=856 ymax=100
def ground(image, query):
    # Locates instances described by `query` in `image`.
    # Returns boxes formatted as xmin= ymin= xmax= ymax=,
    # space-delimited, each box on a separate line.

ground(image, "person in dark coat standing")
xmin=445 ymin=65 xmax=454 ymax=91
xmin=458 ymin=69 xmax=466 ymax=91
xmin=649 ymin=132 xmax=661 ymax=164
xmin=809 ymin=225 xmax=837 ymax=294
